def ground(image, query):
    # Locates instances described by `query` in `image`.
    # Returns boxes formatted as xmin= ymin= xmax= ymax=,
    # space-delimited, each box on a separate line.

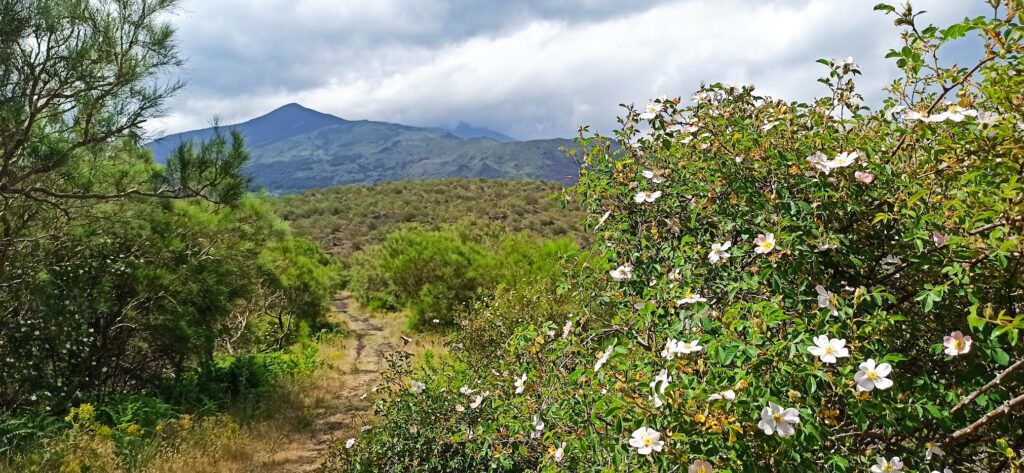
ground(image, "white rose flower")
xmin=707 ymin=389 xmax=736 ymax=401
xmin=628 ymin=427 xmax=665 ymax=455
xmin=677 ymin=290 xmax=707 ymax=305
xmin=815 ymin=285 xmax=839 ymax=316
xmin=531 ymin=413 xmax=545 ymax=438
xmin=642 ymin=169 xmax=666 ymax=184
xmin=514 ymin=373 xmax=528 ymax=394
xmin=609 ymin=263 xmax=634 ymax=281
xmin=807 ymin=335 xmax=850 ymax=364
xmin=753 ymin=233 xmax=776 ymax=254
xmin=806 ymin=151 xmax=832 ymax=174
xmin=708 ymin=241 xmax=732 ymax=264
xmin=943 ymin=331 xmax=972 ymax=356
xmin=689 ymin=459 xmax=714 ymax=473
xmin=634 ymin=190 xmax=662 ymax=203
xmin=554 ymin=442 xmax=566 ymax=463
xmin=639 ymin=102 xmax=662 ymax=120
xmin=870 ymin=456 xmax=904 ymax=473
xmin=678 ymin=339 xmax=702 ymax=354
xmin=649 ymin=369 xmax=671 ymax=408
xmin=828 ymin=151 xmax=858 ymax=169
xmin=977 ymin=111 xmax=1000 ymax=125
xmin=757 ymin=402 xmax=800 ymax=437
xmin=854 ymin=358 xmax=893 ymax=391
xmin=924 ymin=441 xmax=945 ymax=460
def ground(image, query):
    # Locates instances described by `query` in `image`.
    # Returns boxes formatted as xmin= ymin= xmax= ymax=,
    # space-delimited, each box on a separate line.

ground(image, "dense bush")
xmin=0 ymin=190 xmax=338 ymax=411
xmin=348 ymin=225 xmax=576 ymax=329
xmin=330 ymin=3 xmax=1024 ymax=472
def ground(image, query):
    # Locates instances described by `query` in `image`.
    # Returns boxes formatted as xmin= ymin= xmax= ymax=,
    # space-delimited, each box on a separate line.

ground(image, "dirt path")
xmin=258 ymin=293 xmax=438 ymax=472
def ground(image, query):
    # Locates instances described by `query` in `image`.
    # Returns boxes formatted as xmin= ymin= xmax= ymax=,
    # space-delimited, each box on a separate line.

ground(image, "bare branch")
xmin=944 ymin=392 xmax=1024 ymax=447
xmin=951 ymin=357 xmax=1024 ymax=415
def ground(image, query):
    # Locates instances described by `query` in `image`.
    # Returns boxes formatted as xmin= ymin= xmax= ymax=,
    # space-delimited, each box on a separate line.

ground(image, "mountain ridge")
xmin=146 ymin=104 xmax=578 ymax=194
xmin=432 ymin=122 xmax=516 ymax=142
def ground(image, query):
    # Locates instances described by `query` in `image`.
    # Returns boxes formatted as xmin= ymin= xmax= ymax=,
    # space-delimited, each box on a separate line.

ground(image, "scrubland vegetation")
xmin=5 ymin=0 xmax=1024 ymax=472
xmin=272 ymin=179 xmax=587 ymax=258
xmin=327 ymin=3 xmax=1024 ymax=472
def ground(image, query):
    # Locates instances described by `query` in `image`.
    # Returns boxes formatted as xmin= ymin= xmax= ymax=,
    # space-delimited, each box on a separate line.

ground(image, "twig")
xmin=968 ymin=216 xmax=1024 ymax=236
xmin=951 ymin=357 xmax=1024 ymax=415
xmin=944 ymin=392 xmax=1024 ymax=446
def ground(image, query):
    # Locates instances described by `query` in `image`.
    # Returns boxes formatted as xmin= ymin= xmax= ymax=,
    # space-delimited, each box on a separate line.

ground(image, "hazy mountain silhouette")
xmin=433 ymin=122 xmax=516 ymax=142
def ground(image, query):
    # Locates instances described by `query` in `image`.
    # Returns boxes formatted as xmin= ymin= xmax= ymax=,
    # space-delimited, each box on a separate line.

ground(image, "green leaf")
xmin=992 ymin=347 xmax=1010 ymax=366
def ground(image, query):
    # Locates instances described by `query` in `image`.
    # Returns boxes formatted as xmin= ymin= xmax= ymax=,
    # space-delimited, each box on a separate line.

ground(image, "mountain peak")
xmin=271 ymin=102 xmax=313 ymax=113
xmin=147 ymin=103 xmax=348 ymax=161
xmin=261 ymin=102 xmax=343 ymax=121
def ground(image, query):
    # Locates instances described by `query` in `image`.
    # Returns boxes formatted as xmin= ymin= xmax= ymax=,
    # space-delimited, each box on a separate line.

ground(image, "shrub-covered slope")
xmin=271 ymin=179 xmax=588 ymax=258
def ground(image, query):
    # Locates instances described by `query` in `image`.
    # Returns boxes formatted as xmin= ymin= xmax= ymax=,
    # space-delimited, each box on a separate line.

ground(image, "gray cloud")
xmin=150 ymin=0 xmax=989 ymax=140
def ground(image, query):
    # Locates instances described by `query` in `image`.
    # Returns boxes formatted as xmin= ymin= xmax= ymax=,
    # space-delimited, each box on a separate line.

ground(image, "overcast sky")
xmin=147 ymin=0 xmax=990 ymax=141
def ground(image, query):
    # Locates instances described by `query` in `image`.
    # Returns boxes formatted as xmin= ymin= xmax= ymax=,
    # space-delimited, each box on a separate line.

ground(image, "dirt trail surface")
xmin=259 ymin=293 xmax=440 ymax=472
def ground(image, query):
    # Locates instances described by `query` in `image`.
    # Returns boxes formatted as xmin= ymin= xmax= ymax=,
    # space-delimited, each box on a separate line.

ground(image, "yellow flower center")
xmin=867 ymin=371 xmax=878 ymax=380
xmin=643 ymin=437 xmax=654 ymax=447
xmin=760 ymin=241 xmax=773 ymax=250
xmin=824 ymin=346 xmax=835 ymax=354
xmin=954 ymin=340 xmax=965 ymax=350
xmin=773 ymin=413 xmax=783 ymax=423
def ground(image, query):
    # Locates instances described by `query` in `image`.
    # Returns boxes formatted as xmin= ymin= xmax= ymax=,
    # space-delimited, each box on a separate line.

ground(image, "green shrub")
xmin=333 ymin=3 xmax=1024 ymax=472
xmin=347 ymin=225 xmax=577 ymax=330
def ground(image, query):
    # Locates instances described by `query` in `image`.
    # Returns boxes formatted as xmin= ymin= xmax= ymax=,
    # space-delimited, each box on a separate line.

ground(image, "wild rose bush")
xmin=329 ymin=3 xmax=1024 ymax=472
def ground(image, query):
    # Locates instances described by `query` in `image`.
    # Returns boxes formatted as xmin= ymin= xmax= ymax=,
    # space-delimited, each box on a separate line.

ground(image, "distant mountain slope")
xmin=146 ymin=104 xmax=578 ymax=194
xmin=433 ymin=122 xmax=516 ymax=142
